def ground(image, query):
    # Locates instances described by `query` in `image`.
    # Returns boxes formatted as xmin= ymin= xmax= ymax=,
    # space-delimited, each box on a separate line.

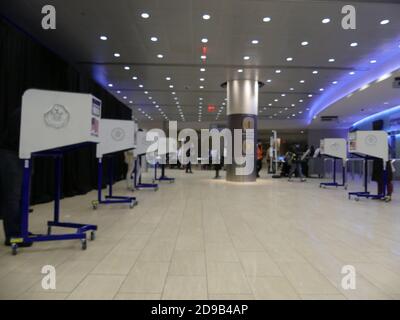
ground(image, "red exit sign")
xmin=208 ymin=104 xmax=216 ymax=112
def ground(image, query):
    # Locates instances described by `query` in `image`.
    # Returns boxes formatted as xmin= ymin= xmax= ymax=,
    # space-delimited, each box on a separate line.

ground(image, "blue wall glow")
xmin=309 ymin=41 xmax=400 ymax=125
xmin=351 ymin=105 xmax=400 ymax=132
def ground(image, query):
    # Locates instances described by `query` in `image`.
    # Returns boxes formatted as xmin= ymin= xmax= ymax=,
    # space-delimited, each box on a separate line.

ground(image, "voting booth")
xmin=12 ymin=89 xmax=101 ymax=255
xmin=154 ymin=137 xmax=176 ymax=183
xmin=92 ymin=119 xmax=138 ymax=209
xmin=319 ymin=139 xmax=348 ymax=189
xmin=348 ymin=131 xmax=389 ymax=201
xmin=134 ymin=130 xmax=159 ymax=191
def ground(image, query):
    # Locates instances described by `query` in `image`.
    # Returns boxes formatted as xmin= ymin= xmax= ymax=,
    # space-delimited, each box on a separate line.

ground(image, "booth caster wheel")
xmin=129 ymin=201 xmax=137 ymax=209
xmin=354 ymin=197 xmax=360 ymax=202
xmin=344 ymin=185 xmax=348 ymax=190
xmin=81 ymin=239 xmax=87 ymax=250
xmin=155 ymin=187 xmax=159 ymax=192
xmin=90 ymin=232 xmax=96 ymax=241
xmin=92 ymin=201 xmax=99 ymax=210
xmin=11 ymin=244 xmax=18 ymax=256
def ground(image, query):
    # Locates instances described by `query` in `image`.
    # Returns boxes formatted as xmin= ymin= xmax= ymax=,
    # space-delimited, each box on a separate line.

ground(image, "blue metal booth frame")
xmin=10 ymin=144 xmax=98 ymax=255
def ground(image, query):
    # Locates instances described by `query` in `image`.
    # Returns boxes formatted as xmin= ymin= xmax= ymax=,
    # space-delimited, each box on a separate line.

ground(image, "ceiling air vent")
xmin=321 ymin=116 xmax=339 ymax=122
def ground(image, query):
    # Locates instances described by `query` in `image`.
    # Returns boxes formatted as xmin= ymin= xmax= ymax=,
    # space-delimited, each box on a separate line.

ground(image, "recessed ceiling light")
xmin=139 ymin=84 xmax=144 ymax=88
xmin=322 ymin=18 xmax=331 ymax=24
xmin=124 ymin=66 xmax=130 ymax=70
xmin=141 ymin=13 xmax=150 ymax=19
xmin=350 ymin=42 xmax=358 ymax=47
xmin=328 ymin=58 xmax=335 ymax=62
xmin=150 ymin=37 xmax=158 ymax=42
xmin=299 ymin=80 xmax=305 ymax=83
xmin=312 ymin=70 xmax=318 ymax=74
xmin=370 ymin=59 xmax=377 ymax=64
xmin=349 ymin=71 xmax=356 ymax=75
xmin=263 ymin=17 xmax=271 ymax=22
xmin=201 ymin=55 xmax=207 ymax=60
xmin=286 ymin=57 xmax=293 ymax=62
xmin=166 ymin=77 xmax=171 ymax=81
xmin=200 ymin=78 xmax=205 ymax=82
xmin=117 ymin=91 xmax=121 ymax=94
xmin=201 ymin=38 xmax=208 ymax=43
xmin=200 ymin=68 xmax=206 ymax=72
xmin=114 ymin=53 xmax=121 ymax=58
xmin=203 ymin=14 xmax=211 ymax=20
xmin=281 ymin=94 xmax=286 ymax=97
xmin=274 ymin=99 xmax=279 ymax=102
xmin=238 ymin=69 xmax=243 ymax=73
xmin=144 ymin=91 xmax=148 ymax=94
xmin=100 ymin=36 xmax=108 ymax=41
xmin=199 ymin=86 xmax=204 ymax=89
xmin=308 ymin=94 xmax=313 ymax=98
xmin=132 ymin=76 xmax=138 ymax=80
xmin=267 ymin=79 xmax=272 ymax=83
xmin=380 ymin=19 xmax=390 ymax=25
xmin=108 ymin=83 xmax=113 ymax=87
xmin=123 ymin=96 xmax=127 ymax=99
xmin=243 ymin=56 xmax=250 ymax=60
xmin=319 ymin=88 xmax=324 ymax=91
xmin=251 ymin=40 xmax=259 ymax=44
xmin=275 ymin=70 xmax=281 ymax=74
xmin=332 ymin=81 xmax=338 ymax=84
xmin=301 ymin=41 xmax=309 ymax=46
xmin=169 ymin=85 xmax=174 ymax=89
xmin=290 ymin=88 xmax=294 ymax=91
xmin=157 ymin=54 xmax=164 ymax=59
xmin=299 ymin=99 xmax=304 ymax=102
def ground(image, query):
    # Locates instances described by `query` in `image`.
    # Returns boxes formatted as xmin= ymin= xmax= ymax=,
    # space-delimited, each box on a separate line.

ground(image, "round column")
xmin=223 ymin=79 xmax=262 ymax=182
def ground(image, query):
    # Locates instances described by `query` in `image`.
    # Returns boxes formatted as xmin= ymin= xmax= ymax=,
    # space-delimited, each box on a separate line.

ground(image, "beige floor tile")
xmin=162 ymin=276 xmax=207 ymax=300
xmin=139 ymin=237 xmax=176 ymax=262
xmin=114 ymin=293 xmax=161 ymax=300
xmin=91 ymin=251 xmax=140 ymax=275
xmin=278 ymin=262 xmax=341 ymax=295
xmin=169 ymin=251 xmax=206 ymax=276
xmin=300 ymin=294 xmax=347 ymax=300
xmin=120 ymin=261 xmax=169 ymax=293
xmin=206 ymin=242 xmax=239 ymax=262
xmin=0 ymin=273 xmax=41 ymax=299
xmin=339 ymin=276 xmax=392 ymax=300
xmin=18 ymin=292 xmax=68 ymax=300
xmin=248 ymin=277 xmax=300 ymax=300
xmin=207 ymin=262 xmax=252 ymax=295
xmin=175 ymin=234 xmax=204 ymax=251
xmin=67 ymin=275 xmax=125 ymax=300
xmin=238 ymin=251 xmax=283 ymax=277
xmin=209 ymin=294 xmax=255 ymax=300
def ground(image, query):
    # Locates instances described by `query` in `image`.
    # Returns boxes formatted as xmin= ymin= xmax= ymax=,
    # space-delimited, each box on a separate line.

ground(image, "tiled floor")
xmin=1 ymin=169 xmax=400 ymax=300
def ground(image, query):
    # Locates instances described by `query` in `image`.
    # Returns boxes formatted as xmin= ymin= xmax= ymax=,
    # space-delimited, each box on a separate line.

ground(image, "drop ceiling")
xmin=1 ymin=0 xmax=400 ymax=128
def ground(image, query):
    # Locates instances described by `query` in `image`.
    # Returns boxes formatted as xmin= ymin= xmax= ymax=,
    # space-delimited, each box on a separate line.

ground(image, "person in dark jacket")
xmin=185 ymin=148 xmax=193 ymax=174
xmin=0 ymin=108 xmax=32 ymax=247
xmin=372 ymin=158 xmax=393 ymax=201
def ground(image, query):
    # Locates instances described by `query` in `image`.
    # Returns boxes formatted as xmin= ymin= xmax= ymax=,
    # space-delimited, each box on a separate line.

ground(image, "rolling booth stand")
xmin=154 ymin=155 xmax=175 ymax=183
xmin=134 ymin=130 xmax=159 ymax=191
xmin=348 ymin=131 xmax=389 ymax=201
xmin=11 ymin=89 xmax=101 ymax=255
xmin=92 ymin=119 xmax=138 ymax=210
xmin=319 ymin=138 xmax=348 ymax=189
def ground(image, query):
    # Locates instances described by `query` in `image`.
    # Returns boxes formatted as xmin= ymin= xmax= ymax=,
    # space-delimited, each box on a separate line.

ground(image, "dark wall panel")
xmin=0 ymin=18 xmax=130 ymax=204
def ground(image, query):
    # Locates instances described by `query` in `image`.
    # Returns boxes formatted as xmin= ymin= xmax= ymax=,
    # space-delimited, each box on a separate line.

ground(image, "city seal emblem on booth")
xmin=111 ymin=128 xmax=126 ymax=142
xmin=44 ymin=104 xmax=70 ymax=129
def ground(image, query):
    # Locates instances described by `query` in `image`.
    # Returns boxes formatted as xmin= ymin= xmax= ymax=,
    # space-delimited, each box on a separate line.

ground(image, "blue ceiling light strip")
xmin=308 ymin=40 xmax=400 ymax=124
xmin=351 ymin=105 xmax=400 ymax=128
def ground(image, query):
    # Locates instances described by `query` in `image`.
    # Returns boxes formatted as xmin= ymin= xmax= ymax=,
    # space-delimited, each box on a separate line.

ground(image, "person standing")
xmin=185 ymin=147 xmax=193 ymax=174
xmin=288 ymin=144 xmax=306 ymax=182
xmin=256 ymin=142 xmax=264 ymax=178
xmin=0 ymin=107 xmax=32 ymax=247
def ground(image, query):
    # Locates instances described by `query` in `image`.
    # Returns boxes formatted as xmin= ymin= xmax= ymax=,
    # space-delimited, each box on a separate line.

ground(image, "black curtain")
xmin=0 ymin=18 xmax=131 ymax=204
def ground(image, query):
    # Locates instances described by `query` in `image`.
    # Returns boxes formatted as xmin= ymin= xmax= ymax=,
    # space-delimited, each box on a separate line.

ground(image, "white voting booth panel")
xmin=96 ymin=119 xmax=137 ymax=158
xmin=320 ymin=139 xmax=347 ymax=161
xmin=348 ymin=131 xmax=388 ymax=162
xmin=134 ymin=130 xmax=152 ymax=156
xmin=20 ymin=89 xmax=101 ymax=159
